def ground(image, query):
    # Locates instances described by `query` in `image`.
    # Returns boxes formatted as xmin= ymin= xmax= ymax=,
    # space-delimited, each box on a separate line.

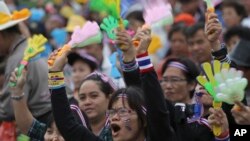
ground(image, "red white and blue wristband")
xmin=136 ymin=52 xmax=154 ymax=73
xmin=215 ymin=130 xmax=230 ymax=141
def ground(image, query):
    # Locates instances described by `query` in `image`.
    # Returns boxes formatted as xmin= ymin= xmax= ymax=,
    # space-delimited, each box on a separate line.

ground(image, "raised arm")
xmin=9 ymin=68 xmax=46 ymax=140
xmin=205 ymin=13 xmax=236 ymax=67
xmin=208 ymin=108 xmax=230 ymax=141
xmin=117 ymin=28 xmax=176 ymax=141
xmin=115 ymin=29 xmax=141 ymax=87
xmin=136 ymin=28 xmax=175 ymax=141
xmin=48 ymin=48 xmax=102 ymax=141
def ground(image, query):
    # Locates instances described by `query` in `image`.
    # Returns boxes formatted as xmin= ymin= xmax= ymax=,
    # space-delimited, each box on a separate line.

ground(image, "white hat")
xmin=124 ymin=3 xmax=143 ymax=18
xmin=0 ymin=1 xmax=30 ymax=31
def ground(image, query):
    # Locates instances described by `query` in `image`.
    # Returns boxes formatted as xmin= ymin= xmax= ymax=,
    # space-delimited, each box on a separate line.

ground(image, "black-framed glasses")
xmin=160 ymin=76 xmax=187 ymax=85
xmin=106 ymin=108 xmax=133 ymax=118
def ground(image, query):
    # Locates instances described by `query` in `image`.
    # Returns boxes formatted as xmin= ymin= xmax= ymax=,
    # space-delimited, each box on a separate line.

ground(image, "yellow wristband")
xmin=48 ymin=71 xmax=64 ymax=79
xmin=48 ymin=71 xmax=65 ymax=88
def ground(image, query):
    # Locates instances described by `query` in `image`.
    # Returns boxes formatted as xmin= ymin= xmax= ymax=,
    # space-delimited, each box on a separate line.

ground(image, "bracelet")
xmin=48 ymin=71 xmax=65 ymax=89
xmin=11 ymin=93 xmax=25 ymax=101
xmin=122 ymin=60 xmax=138 ymax=72
xmin=215 ymin=129 xmax=229 ymax=140
xmin=20 ymin=60 xmax=28 ymax=66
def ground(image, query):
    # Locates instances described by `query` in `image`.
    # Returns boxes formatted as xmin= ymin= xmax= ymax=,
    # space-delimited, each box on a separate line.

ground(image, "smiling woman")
xmin=77 ymin=72 xmax=116 ymax=138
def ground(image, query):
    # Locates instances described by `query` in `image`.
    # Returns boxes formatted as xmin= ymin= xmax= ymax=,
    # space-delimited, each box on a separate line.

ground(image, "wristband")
xmin=48 ymin=71 xmax=65 ymax=89
xmin=11 ymin=93 xmax=25 ymax=101
xmin=122 ymin=60 xmax=138 ymax=72
xmin=136 ymin=52 xmax=153 ymax=73
xmin=212 ymin=44 xmax=227 ymax=57
xmin=215 ymin=129 xmax=229 ymax=140
xmin=20 ymin=60 xmax=28 ymax=66
xmin=48 ymin=71 xmax=64 ymax=79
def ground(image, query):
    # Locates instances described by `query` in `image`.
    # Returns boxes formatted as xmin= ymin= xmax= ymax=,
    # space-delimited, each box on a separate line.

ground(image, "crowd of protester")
xmin=1 ymin=0 xmax=250 ymax=141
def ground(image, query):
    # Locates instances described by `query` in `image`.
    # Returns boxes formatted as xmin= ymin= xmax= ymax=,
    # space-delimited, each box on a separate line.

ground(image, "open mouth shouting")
xmin=111 ymin=123 xmax=121 ymax=137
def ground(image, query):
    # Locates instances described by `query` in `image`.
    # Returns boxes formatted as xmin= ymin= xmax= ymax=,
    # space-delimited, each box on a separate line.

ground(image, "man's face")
xmin=187 ymin=29 xmax=212 ymax=64
xmin=180 ymin=0 xmax=199 ymax=15
xmin=241 ymin=0 xmax=250 ymax=14
xmin=0 ymin=33 xmax=8 ymax=57
xmin=0 ymin=33 xmax=4 ymax=57
xmin=128 ymin=18 xmax=144 ymax=33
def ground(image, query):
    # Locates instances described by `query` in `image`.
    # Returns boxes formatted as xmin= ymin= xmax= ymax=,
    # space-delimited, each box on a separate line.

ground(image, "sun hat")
xmin=230 ymin=39 xmax=250 ymax=68
xmin=0 ymin=1 xmax=31 ymax=31
xmin=65 ymin=15 xmax=86 ymax=32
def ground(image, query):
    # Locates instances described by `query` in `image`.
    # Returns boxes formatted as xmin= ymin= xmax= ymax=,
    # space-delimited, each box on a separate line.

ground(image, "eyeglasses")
xmin=160 ymin=77 xmax=186 ymax=85
xmin=106 ymin=108 xmax=133 ymax=118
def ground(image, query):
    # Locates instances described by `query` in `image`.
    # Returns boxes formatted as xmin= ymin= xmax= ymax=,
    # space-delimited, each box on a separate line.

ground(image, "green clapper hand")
xmin=9 ymin=34 xmax=47 ymax=87
xmin=196 ymin=60 xmax=230 ymax=136
xmin=17 ymin=134 xmax=30 ymax=141
xmin=100 ymin=15 xmax=128 ymax=40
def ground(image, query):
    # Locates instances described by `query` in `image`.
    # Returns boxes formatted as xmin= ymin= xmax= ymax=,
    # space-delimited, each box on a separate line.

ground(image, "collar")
xmin=8 ymin=35 xmax=26 ymax=54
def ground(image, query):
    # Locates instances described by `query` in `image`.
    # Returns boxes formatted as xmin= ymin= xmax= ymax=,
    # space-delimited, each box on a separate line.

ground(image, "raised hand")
xmin=9 ymin=34 xmax=47 ymax=87
xmin=208 ymin=108 xmax=229 ymax=136
xmin=205 ymin=13 xmax=222 ymax=51
xmin=133 ymin=27 xmax=152 ymax=55
xmin=115 ymin=28 xmax=135 ymax=62
xmin=48 ymin=45 xmax=71 ymax=72
xmin=9 ymin=68 xmax=27 ymax=94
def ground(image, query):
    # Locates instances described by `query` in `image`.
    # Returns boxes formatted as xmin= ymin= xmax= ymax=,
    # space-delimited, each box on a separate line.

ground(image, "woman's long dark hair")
xmin=78 ymin=72 xmax=116 ymax=97
xmin=108 ymin=87 xmax=147 ymax=134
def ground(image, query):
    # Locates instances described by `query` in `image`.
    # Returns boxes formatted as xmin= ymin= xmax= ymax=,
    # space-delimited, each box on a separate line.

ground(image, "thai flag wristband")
xmin=48 ymin=71 xmax=65 ymax=90
xmin=215 ymin=130 xmax=230 ymax=141
xmin=136 ymin=52 xmax=154 ymax=73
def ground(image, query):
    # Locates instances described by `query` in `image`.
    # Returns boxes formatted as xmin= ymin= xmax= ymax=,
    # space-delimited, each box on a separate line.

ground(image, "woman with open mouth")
xmin=48 ymin=27 xmax=176 ymax=141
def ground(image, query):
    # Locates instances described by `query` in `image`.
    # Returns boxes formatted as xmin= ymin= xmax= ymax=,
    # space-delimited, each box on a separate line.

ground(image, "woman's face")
xmin=44 ymin=122 xmax=65 ymax=141
xmin=170 ymin=31 xmax=189 ymax=57
xmin=109 ymin=98 xmax=144 ymax=141
xmin=161 ymin=66 xmax=194 ymax=103
xmin=72 ymin=60 xmax=92 ymax=89
xmin=78 ymin=80 xmax=110 ymax=122
xmin=223 ymin=7 xmax=242 ymax=28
